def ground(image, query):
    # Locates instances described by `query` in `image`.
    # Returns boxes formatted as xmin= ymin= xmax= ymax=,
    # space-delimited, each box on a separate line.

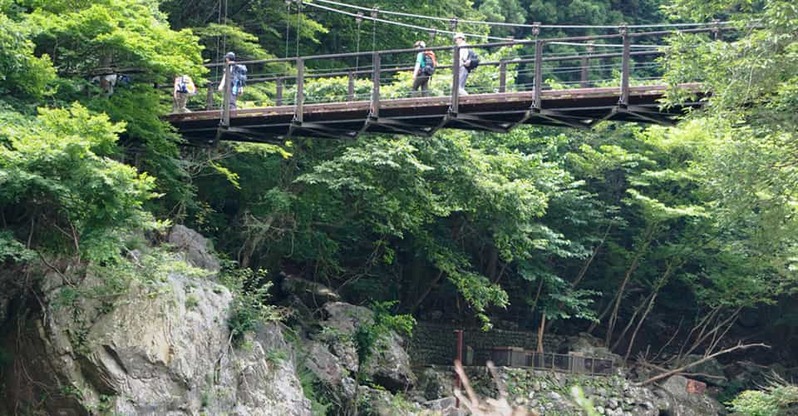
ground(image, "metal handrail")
xmin=206 ymin=26 xmax=732 ymax=127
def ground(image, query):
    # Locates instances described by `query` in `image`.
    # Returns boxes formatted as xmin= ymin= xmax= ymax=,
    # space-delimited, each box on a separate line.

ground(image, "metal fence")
xmin=490 ymin=348 xmax=614 ymax=376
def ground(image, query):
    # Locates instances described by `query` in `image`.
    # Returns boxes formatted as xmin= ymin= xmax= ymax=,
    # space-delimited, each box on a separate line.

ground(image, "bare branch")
xmin=637 ymin=342 xmax=770 ymax=386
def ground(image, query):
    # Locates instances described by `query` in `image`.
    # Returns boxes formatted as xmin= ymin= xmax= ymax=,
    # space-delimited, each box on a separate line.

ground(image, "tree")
xmin=0 ymin=104 xmax=157 ymax=262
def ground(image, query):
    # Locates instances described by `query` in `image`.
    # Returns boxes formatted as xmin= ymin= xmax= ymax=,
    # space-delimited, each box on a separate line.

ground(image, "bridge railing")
xmin=178 ymin=26 xmax=727 ymax=126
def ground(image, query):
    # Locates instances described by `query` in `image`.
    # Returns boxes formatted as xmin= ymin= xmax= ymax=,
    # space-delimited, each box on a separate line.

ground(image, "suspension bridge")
xmin=167 ymin=25 xmax=718 ymax=144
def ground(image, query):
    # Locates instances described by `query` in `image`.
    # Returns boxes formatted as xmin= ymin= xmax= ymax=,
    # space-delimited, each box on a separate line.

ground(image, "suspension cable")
xmin=355 ymin=12 xmax=362 ymax=71
xmin=304 ymin=2 xmax=507 ymax=41
xmin=285 ymin=0 xmax=291 ymax=58
xmin=371 ymin=7 xmax=377 ymax=51
xmin=313 ymin=0 xmax=733 ymax=31
xmin=295 ymin=0 xmax=302 ymax=58
xmin=222 ymin=0 xmax=228 ymax=55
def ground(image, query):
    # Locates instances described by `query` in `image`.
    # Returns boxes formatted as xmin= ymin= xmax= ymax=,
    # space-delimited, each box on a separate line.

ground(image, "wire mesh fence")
xmin=490 ymin=348 xmax=615 ymax=376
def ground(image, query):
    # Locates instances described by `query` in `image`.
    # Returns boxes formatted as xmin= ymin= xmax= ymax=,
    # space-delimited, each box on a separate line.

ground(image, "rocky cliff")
xmin=0 ymin=226 xmax=310 ymax=415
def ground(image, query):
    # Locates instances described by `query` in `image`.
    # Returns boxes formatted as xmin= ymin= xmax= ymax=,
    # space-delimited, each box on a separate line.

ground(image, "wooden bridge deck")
xmin=167 ymin=84 xmax=701 ymax=144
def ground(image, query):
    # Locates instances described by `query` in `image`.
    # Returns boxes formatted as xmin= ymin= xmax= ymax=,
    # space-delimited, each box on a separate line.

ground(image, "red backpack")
xmin=421 ymin=51 xmax=437 ymax=76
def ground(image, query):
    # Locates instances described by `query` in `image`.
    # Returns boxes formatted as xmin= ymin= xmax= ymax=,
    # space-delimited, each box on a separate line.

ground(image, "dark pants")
xmin=229 ymin=93 xmax=238 ymax=110
xmin=412 ymin=75 xmax=430 ymax=97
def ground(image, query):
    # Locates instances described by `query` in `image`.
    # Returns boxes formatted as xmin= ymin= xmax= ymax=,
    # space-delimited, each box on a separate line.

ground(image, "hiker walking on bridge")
xmin=412 ymin=40 xmax=436 ymax=97
xmin=453 ymin=33 xmax=472 ymax=95
xmin=218 ymin=52 xmax=247 ymax=110
xmin=172 ymin=74 xmax=196 ymax=113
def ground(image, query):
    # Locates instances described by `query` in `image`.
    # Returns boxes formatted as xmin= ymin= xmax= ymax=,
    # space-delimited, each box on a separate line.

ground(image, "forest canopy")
xmin=0 ymin=0 xmax=796 ymax=368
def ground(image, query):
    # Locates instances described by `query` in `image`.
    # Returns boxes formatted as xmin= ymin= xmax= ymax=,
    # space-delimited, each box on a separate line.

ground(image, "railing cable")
xmin=314 ymin=0 xmax=733 ymax=32
xmin=303 ymin=1 xmax=507 ymax=41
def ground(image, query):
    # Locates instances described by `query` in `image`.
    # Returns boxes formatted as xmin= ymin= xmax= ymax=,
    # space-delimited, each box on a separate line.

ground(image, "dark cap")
xmin=224 ymin=52 xmax=236 ymax=61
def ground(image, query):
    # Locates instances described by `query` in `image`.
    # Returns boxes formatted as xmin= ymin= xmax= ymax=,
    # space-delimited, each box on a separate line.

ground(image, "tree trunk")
xmin=605 ymin=224 xmax=656 ymax=347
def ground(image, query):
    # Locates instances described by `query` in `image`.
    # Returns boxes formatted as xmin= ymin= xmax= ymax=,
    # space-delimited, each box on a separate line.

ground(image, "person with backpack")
xmin=172 ymin=74 xmax=196 ymax=113
xmin=217 ymin=51 xmax=247 ymax=110
xmin=453 ymin=32 xmax=478 ymax=96
xmin=411 ymin=40 xmax=436 ymax=97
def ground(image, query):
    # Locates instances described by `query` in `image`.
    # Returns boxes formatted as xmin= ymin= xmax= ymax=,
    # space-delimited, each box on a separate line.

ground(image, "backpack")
xmin=176 ymin=75 xmax=196 ymax=95
xmin=465 ymin=49 xmax=480 ymax=71
xmin=232 ymin=64 xmax=248 ymax=89
xmin=421 ymin=51 xmax=437 ymax=76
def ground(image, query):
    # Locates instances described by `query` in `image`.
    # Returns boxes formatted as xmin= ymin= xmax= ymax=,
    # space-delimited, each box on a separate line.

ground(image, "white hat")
xmin=453 ymin=32 xmax=465 ymax=40
xmin=414 ymin=40 xmax=426 ymax=48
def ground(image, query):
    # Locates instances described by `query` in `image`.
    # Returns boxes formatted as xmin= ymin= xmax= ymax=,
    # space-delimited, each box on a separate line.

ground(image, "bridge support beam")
xmin=450 ymin=113 xmax=512 ymax=133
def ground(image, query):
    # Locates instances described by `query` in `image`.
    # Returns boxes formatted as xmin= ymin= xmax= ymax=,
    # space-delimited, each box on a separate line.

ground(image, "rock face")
xmin=658 ymin=375 xmax=726 ymax=416
xmin=167 ymin=224 xmax=221 ymax=273
xmin=0 ymin=253 xmax=310 ymax=415
xmin=322 ymin=302 xmax=417 ymax=392
xmin=363 ymin=331 xmax=418 ymax=392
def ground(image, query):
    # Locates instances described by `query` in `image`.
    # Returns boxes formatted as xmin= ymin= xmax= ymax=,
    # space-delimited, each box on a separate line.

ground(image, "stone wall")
xmin=408 ymin=322 xmax=566 ymax=366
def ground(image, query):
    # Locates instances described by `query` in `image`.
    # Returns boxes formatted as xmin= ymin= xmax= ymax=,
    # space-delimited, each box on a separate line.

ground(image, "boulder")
xmin=303 ymin=340 xmax=357 ymax=402
xmin=322 ymin=302 xmax=375 ymax=333
xmin=657 ymin=375 xmax=726 ymax=416
xmin=567 ymin=333 xmax=624 ymax=368
xmin=167 ymin=224 xmax=220 ymax=272
xmin=319 ymin=302 xmax=416 ymax=393
xmin=233 ymin=324 xmax=311 ymax=415
xmin=362 ymin=331 xmax=418 ymax=393
xmin=281 ymin=275 xmax=340 ymax=308
xmin=417 ymin=367 xmax=455 ymax=400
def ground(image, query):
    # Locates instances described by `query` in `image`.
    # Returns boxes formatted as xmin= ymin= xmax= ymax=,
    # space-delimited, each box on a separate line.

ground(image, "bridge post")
xmin=370 ymin=51 xmax=380 ymax=117
xmin=451 ymin=44 xmax=461 ymax=114
xmin=276 ymin=77 xmax=283 ymax=106
xmin=581 ymin=45 xmax=594 ymax=88
xmin=294 ymin=58 xmax=304 ymax=123
xmin=619 ymin=25 xmax=630 ymax=107
xmin=534 ymin=40 xmax=543 ymax=110
xmin=348 ymin=71 xmax=355 ymax=102
xmin=206 ymin=82 xmax=214 ymax=110
xmin=499 ymin=60 xmax=507 ymax=93
xmin=221 ymin=62 xmax=233 ymax=127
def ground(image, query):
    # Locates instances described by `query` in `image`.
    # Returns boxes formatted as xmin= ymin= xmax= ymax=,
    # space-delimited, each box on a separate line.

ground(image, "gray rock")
xmin=322 ymin=302 xmax=375 ymax=333
xmin=3 ymin=270 xmax=310 ymax=415
xmin=233 ymin=324 xmax=311 ymax=415
xmin=657 ymin=375 xmax=726 ymax=416
xmin=418 ymin=367 xmax=454 ymax=400
xmin=362 ymin=331 xmax=417 ymax=393
xmin=303 ymin=340 xmax=358 ymax=405
xmin=281 ymin=275 xmax=340 ymax=308
xmin=320 ymin=302 xmax=416 ymax=393
xmin=167 ymin=224 xmax=220 ymax=272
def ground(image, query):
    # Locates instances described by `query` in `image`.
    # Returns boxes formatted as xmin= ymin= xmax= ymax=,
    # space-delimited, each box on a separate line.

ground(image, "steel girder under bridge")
xmin=167 ymin=84 xmax=702 ymax=144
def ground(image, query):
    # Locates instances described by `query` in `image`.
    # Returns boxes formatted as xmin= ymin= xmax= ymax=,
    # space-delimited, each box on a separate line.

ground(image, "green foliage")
xmin=0 ymin=104 xmax=158 ymax=261
xmin=297 ymin=366 xmax=333 ymax=416
xmin=185 ymin=294 xmax=199 ymax=310
xmin=728 ymin=378 xmax=798 ymax=416
xmin=264 ymin=348 xmax=288 ymax=365
xmin=0 ymin=13 xmax=56 ymax=99
xmin=29 ymin=0 xmax=205 ymax=78
xmin=0 ymin=230 xmax=34 ymax=262
xmin=219 ymin=265 xmax=282 ymax=345
xmin=354 ymin=301 xmax=415 ymax=366
xmin=571 ymin=385 xmax=600 ymax=416
xmin=730 ymin=390 xmax=779 ymax=416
